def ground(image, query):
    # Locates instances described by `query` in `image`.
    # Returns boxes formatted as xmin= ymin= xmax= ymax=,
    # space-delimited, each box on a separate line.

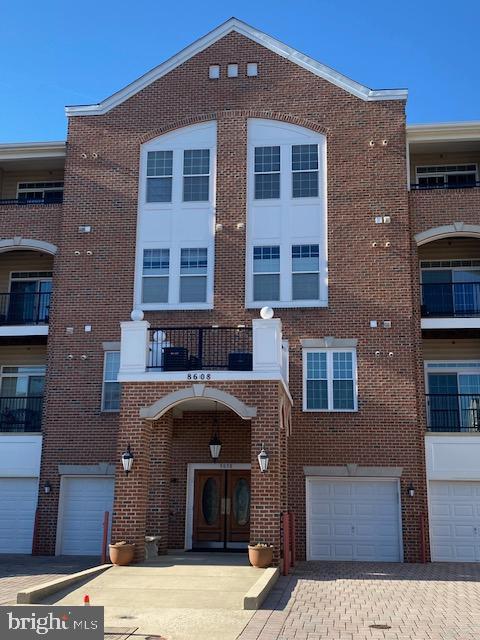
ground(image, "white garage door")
xmin=430 ymin=481 xmax=480 ymax=562
xmin=58 ymin=476 xmax=115 ymax=555
xmin=307 ymin=478 xmax=402 ymax=561
xmin=0 ymin=478 xmax=38 ymax=553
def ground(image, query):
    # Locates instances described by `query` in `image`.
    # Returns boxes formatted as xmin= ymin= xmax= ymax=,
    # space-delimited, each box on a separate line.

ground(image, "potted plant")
xmin=109 ymin=541 xmax=135 ymax=566
xmin=248 ymin=542 xmax=274 ymax=568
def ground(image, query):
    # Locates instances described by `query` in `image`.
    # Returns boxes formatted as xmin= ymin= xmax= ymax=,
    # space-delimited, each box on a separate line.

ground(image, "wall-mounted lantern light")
xmin=407 ymin=482 xmax=415 ymax=498
xmin=209 ymin=402 xmax=222 ymax=462
xmin=121 ymin=444 xmax=134 ymax=475
xmin=43 ymin=481 xmax=52 ymax=494
xmin=258 ymin=443 xmax=269 ymax=473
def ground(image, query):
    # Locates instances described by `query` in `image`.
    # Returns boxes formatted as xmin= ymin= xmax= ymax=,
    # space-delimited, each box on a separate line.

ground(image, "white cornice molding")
xmin=65 ymin=17 xmax=407 ymax=117
xmin=0 ymin=141 xmax=66 ymax=160
xmin=407 ymin=121 xmax=480 ymax=143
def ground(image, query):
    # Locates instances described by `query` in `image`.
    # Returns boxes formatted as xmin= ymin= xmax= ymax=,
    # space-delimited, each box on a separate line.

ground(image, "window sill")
xmin=246 ymin=300 xmax=327 ymax=309
xmin=302 ymin=408 xmax=358 ymax=413
xmin=139 ymin=303 xmax=213 ymax=311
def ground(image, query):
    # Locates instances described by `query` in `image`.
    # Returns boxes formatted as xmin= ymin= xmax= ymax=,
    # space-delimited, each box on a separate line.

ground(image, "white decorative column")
xmin=252 ymin=308 xmax=283 ymax=373
xmin=119 ymin=310 xmax=150 ymax=375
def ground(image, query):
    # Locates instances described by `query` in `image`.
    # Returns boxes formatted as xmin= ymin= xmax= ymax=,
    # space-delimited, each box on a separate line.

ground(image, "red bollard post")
xmin=101 ymin=511 xmax=109 ymax=564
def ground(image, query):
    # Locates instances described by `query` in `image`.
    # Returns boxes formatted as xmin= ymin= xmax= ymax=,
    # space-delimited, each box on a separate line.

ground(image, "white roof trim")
xmin=407 ymin=121 xmax=480 ymax=143
xmin=0 ymin=141 xmax=66 ymax=160
xmin=65 ymin=18 xmax=407 ymax=116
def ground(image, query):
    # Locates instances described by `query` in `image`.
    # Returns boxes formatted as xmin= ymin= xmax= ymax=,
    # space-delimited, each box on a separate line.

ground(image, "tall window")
xmin=180 ymin=248 xmax=208 ymax=302
xmin=416 ymin=164 xmax=477 ymax=189
xmin=142 ymin=249 xmax=169 ymax=303
xmin=102 ymin=352 xmax=120 ymax=412
xmin=292 ymin=144 xmax=319 ymax=197
xmin=292 ymin=244 xmax=320 ymax=300
xmin=304 ymin=349 xmax=357 ymax=411
xmin=183 ymin=149 xmax=210 ymax=201
xmin=253 ymin=246 xmax=280 ymax=301
xmin=254 ymin=146 xmax=280 ymax=199
xmin=146 ymin=151 xmax=173 ymax=202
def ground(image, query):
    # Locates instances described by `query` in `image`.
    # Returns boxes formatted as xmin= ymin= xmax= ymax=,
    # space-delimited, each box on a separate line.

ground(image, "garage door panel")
xmin=0 ymin=478 xmax=38 ymax=553
xmin=307 ymin=479 xmax=401 ymax=562
xmin=59 ymin=477 xmax=114 ymax=556
xmin=429 ymin=481 xmax=480 ymax=562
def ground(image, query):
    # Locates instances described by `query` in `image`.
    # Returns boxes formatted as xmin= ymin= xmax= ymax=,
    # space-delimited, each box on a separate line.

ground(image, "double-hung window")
xmin=183 ymin=149 xmax=210 ymax=202
xmin=292 ymin=244 xmax=320 ymax=300
xmin=304 ymin=349 xmax=357 ymax=411
xmin=254 ymin=146 xmax=280 ymax=199
xmin=253 ymin=246 xmax=280 ymax=301
xmin=102 ymin=352 xmax=120 ymax=412
xmin=180 ymin=248 xmax=208 ymax=302
xmin=142 ymin=249 xmax=169 ymax=303
xmin=146 ymin=151 xmax=173 ymax=202
xmin=292 ymin=144 xmax=319 ymax=197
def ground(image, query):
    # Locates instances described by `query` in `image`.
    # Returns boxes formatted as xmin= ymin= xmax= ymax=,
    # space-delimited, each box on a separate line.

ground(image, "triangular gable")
xmin=65 ymin=17 xmax=407 ymax=116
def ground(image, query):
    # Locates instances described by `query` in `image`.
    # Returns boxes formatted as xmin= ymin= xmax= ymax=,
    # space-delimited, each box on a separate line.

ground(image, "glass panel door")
xmin=8 ymin=280 xmax=36 ymax=324
xmin=428 ymin=374 xmax=459 ymax=430
xmin=458 ymin=374 xmax=480 ymax=431
xmin=422 ymin=270 xmax=453 ymax=316
xmin=453 ymin=270 xmax=480 ymax=316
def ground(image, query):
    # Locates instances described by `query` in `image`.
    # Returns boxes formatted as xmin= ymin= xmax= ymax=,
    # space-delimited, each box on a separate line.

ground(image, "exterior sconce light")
xmin=44 ymin=481 xmax=52 ymax=494
xmin=407 ymin=482 xmax=415 ymax=497
xmin=121 ymin=444 xmax=134 ymax=475
xmin=209 ymin=402 xmax=222 ymax=461
xmin=258 ymin=443 xmax=269 ymax=473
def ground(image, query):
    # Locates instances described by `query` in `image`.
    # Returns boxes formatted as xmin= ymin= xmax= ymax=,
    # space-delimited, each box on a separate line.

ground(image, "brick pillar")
xmin=146 ymin=414 xmax=173 ymax=554
xmin=250 ymin=397 xmax=285 ymax=564
xmin=112 ymin=416 xmax=153 ymax=562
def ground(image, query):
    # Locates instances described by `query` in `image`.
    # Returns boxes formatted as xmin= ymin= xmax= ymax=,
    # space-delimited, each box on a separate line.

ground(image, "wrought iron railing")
xmin=0 ymin=396 xmax=43 ymax=432
xmin=411 ymin=182 xmax=480 ymax=190
xmin=0 ymin=195 xmax=63 ymax=205
xmin=426 ymin=394 xmax=480 ymax=432
xmin=148 ymin=327 xmax=253 ymax=371
xmin=0 ymin=292 xmax=51 ymax=325
xmin=421 ymin=282 xmax=480 ymax=317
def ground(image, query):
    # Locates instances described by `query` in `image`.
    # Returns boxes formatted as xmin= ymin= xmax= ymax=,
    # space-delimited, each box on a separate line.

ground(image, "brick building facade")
xmin=0 ymin=18 xmax=479 ymax=564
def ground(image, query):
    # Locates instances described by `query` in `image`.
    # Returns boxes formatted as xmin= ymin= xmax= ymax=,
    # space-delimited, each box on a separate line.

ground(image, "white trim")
xmin=407 ymin=121 xmax=480 ymax=143
xmin=302 ymin=347 xmax=358 ymax=412
xmin=421 ymin=317 xmax=480 ymax=330
xmin=184 ymin=462 xmax=250 ymax=550
xmin=55 ymin=474 xmax=115 ymax=556
xmin=65 ymin=18 xmax=407 ymax=116
xmin=0 ymin=238 xmax=58 ymax=255
xmin=0 ymin=325 xmax=48 ymax=337
xmin=305 ymin=476 xmax=404 ymax=562
xmin=0 ymin=141 xmax=65 ymax=161
xmin=415 ymin=223 xmax=480 ymax=246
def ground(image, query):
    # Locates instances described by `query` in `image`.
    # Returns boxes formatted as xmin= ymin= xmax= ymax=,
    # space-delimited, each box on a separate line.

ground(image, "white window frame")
xmin=252 ymin=245 xmax=281 ymax=303
xmin=415 ymin=164 xmax=478 ymax=186
xmin=291 ymin=244 xmax=320 ymax=301
xmin=102 ymin=351 xmax=120 ymax=412
xmin=16 ymin=181 xmax=64 ymax=200
xmin=179 ymin=247 xmax=209 ymax=303
xmin=291 ymin=144 xmax=320 ymax=199
xmin=182 ymin=149 xmax=211 ymax=203
xmin=0 ymin=365 xmax=46 ymax=395
xmin=253 ymin=145 xmax=281 ymax=201
xmin=141 ymin=248 xmax=170 ymax=304
xmin=302 ymin=348 xmax=358 ymax=412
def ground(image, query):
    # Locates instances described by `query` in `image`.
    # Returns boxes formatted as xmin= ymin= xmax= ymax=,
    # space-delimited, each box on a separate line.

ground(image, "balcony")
xmin=426 ymin=394 xmax=480 ymax=433
xmin=421 ymin=282 xmax=480 ymax=318
xmin=0 ymin=291 xmax=51 ymax=326
xmin=411 ymin=182 xmax=480 ymax=191
xmin=148 ymin=327 xmax=253 ymax=371
xmin=0 ymin=396 xmax=43 ymax=433
xmin=118 ymin=314 xmax=289 ymax=386
xmin=0 ymin=194 xmax=63 ymax=206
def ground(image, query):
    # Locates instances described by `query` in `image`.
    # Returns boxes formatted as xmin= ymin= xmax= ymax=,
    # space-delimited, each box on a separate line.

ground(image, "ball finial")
xmin=130 ymin=309 xmax=144 ymax=321
xmin=260 ymin=306 xmax=274 ymax=320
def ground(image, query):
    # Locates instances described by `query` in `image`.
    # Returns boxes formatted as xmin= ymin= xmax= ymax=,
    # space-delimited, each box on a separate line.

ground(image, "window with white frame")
xmin=180 ymin=248 xmax=208 ymax=302
xmin=292 ymin=244 xmax=320 ymax=300
xmin=146 ymin=151 xmax=173 ymax=202
xmin=183 ymin=149 xmax=210 ymax=202
xmin=415 ymin=164 xmax=478 ymax=189
xmin=102 ymin=352 xmax=120 ymax=412
xmin=142 ymin=249 xmax=169 ymax=303
xmin=254 ymin=146 xmax=280 ymax=199
xmin=253 ymin=246 xmax=280 ymax=301
xmin=292 ymin=144 xmax=319 ymax=197
xmin=303 ymin=349 xmax=357 ymax=411
xmin=17 ymin=181 xmax=63 ymax=203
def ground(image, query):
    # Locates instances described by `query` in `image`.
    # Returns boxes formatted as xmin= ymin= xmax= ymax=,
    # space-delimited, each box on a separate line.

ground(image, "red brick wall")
xmin=36 ymin=31 xmax=428 ymax=561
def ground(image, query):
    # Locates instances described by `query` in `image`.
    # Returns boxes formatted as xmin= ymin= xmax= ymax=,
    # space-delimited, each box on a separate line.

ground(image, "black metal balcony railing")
xmin=0 ymin=396 xmax=43 ymax=432
xmin=421 ymin=282 xmax=480 ymax=318
xmin=0 ymin=194 xmax=63 ymax=205
xmin=426 ymin=394 xmax=480 ymax=432
xmin=411 ymin=182 xmax=480 ymax=190
xmin=0 ymin=292 xmax=51 ymax=325
xmin=148 ymin=327 xmax=253 ymax=371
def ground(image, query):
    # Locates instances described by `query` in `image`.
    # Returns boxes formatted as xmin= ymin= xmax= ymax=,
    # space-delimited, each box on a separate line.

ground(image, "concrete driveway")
xmin=0 ymin=555 xmax=97 ymax=605
xmin=239 ymin=561 xmax=480 ymax=640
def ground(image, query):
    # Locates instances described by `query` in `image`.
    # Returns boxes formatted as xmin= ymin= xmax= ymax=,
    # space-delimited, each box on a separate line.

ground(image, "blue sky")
xmin=0 ymin=0 xmax=478 ymax=141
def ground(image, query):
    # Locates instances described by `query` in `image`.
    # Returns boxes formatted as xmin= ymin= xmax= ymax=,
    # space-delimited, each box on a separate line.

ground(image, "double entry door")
xmin=192 ymin=469 xmax=250 ymax=550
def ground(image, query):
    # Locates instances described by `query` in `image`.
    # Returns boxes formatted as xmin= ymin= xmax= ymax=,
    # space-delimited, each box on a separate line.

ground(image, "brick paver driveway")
xmin=239 ymin=561 xmax=480 ymax=640
xmin=0 ymin=555 xmax=98 ymax=605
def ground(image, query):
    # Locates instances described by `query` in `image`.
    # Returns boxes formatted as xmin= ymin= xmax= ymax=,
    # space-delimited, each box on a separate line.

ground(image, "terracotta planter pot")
xmin=248 ymin=545 xmax=273 ymax=568
xmin=109 ymin=543 xmax=135 ymax=566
